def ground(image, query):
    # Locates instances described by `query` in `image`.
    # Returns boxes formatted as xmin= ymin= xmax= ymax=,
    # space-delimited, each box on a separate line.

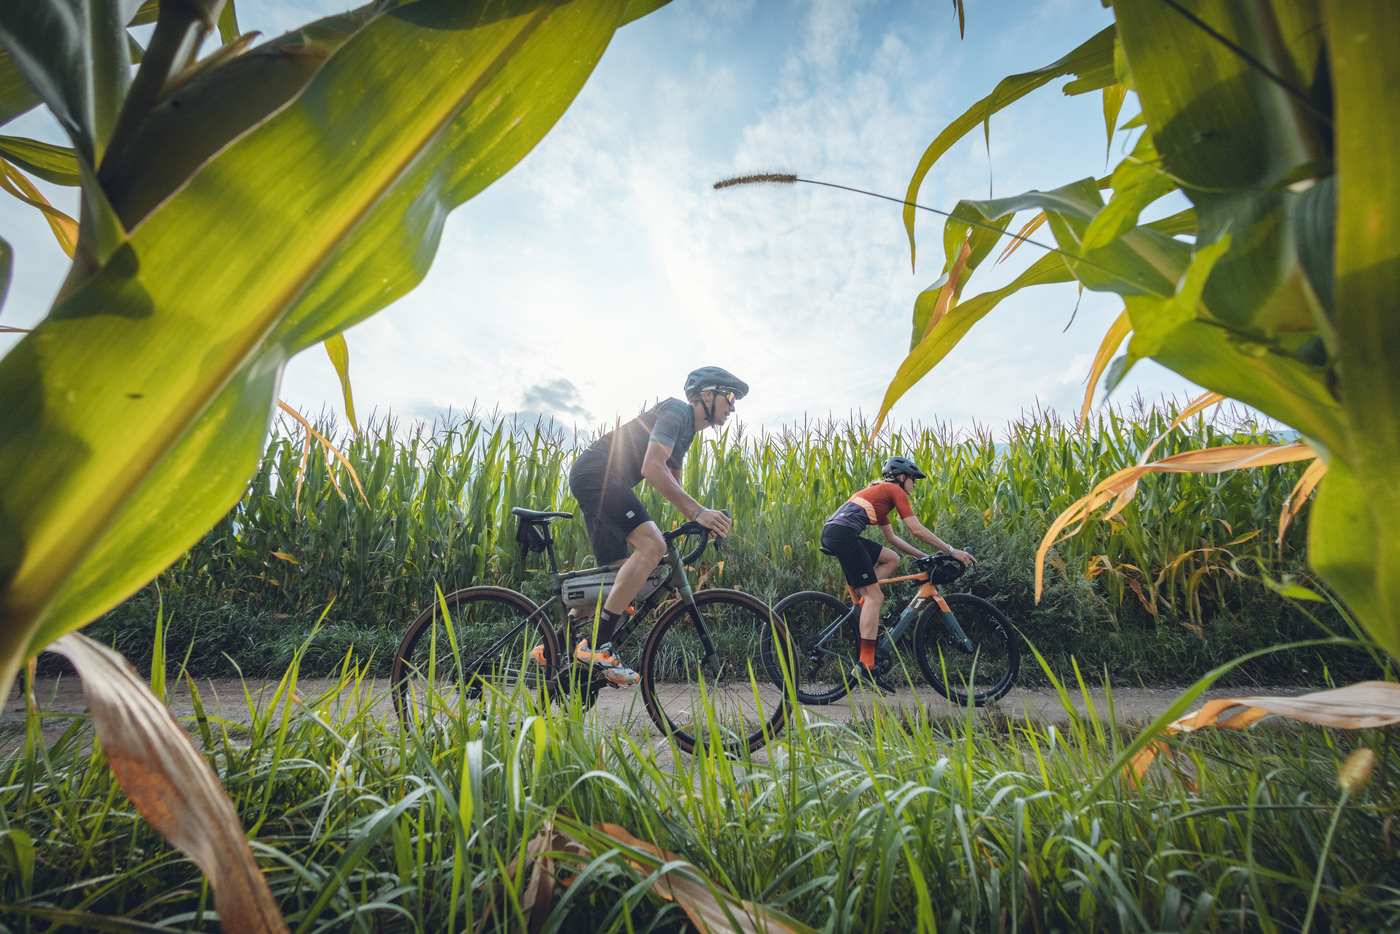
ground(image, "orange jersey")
xmin=825 ymin=481 xmax=915 ymax=530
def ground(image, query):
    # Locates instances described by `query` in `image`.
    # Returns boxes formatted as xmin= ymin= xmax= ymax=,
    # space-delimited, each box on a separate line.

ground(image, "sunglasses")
xmin=712 ymin=390 xmax=736 ymax=405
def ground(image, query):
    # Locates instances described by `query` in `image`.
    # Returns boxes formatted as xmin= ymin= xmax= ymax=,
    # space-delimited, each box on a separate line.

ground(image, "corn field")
xmin=85 ymin=399 xmax=1374 ymax=686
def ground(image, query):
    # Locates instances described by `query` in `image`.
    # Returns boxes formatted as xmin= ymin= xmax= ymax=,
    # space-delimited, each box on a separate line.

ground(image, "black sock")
xmin=595 ymin=608 xmax=622 ymax=645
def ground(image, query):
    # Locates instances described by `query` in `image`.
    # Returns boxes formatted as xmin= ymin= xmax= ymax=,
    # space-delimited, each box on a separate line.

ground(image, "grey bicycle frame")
xmin=809 ymin=586 xmax=975 ymax=659
xmin=512 ymin=518 xmax=719 ymax=677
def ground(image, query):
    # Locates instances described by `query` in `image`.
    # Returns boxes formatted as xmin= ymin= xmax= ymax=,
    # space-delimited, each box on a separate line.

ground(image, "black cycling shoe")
xmin=848 ymin=664 xmax=896 ymax=696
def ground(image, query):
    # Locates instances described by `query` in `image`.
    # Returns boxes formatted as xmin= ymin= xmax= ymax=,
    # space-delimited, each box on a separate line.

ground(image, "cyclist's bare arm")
xmin=902 ymin=517 xmax=976 ymax=565
xmin=641 ymin=442 xmax=731 ymax=536
xmin=879 ymin=522 xmax=924 ymax=559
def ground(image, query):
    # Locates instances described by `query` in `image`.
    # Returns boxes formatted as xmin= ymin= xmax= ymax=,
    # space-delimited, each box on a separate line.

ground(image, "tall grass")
xmin=84 ymin=400 xmax=1373 ymax=685
xmin=3 ymin=644 xmax=1397 ymax=931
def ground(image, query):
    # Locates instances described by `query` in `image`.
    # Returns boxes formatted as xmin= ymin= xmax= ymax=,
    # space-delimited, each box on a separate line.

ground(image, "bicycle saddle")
xmin=511 ymin=507 xmax=573 ymax=522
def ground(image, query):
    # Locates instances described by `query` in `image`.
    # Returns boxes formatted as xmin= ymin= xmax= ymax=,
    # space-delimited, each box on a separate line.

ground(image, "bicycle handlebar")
xmin=665 ymin=509 xmax=730 ymax=565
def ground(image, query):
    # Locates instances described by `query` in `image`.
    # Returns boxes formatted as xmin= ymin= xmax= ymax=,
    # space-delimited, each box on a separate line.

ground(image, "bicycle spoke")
xmin=771 ymin=591 xmax=859 ymax=705
xmin=642 ymin=590 xmax=791 ymax=754
xmin=392 ymin=587 xmax=557 ymax=729
xmin=914 ymin=593 xmax=1019 ymax=706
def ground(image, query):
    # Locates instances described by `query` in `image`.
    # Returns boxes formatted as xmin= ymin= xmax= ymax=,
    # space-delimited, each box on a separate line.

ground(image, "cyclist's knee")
xmin=858 ymin=583 xmax=884 ymax=606
xmin=627 ymin=523 xmax=665 ymax=562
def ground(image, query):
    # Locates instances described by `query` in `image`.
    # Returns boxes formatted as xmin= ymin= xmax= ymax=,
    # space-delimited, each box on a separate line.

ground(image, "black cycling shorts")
xmin=820 ymin=523 xmax=884 ymax=588
xmin=569 ymin=459 xmax=652 ymax=566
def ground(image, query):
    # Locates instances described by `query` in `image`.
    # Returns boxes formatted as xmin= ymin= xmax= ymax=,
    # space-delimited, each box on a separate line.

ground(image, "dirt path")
xmin=4 ymin=675 xmax=1307 ymax=756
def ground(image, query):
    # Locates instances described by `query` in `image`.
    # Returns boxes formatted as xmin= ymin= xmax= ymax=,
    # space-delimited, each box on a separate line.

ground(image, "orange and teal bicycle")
xmin=770 ymin=553 xmax=1019 ymax=706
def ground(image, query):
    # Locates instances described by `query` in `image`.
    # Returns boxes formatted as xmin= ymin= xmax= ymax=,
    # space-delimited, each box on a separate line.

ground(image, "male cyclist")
xmin=821 ymin=456 xmax=975 ymax=693
xmin=563 ymin=366 xmax=746 ymax=685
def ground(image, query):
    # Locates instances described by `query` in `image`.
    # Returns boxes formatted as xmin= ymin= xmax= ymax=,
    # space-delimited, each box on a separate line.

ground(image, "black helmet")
xmin=684 ymin=366 xmax=749 ymax=402
xmin=881 ymin=456 xmax=926 ymax=481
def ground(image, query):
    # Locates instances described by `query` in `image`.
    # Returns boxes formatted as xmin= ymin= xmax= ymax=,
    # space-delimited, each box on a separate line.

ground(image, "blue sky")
xmin=0 ymin=0 xmax=1202 ymax=436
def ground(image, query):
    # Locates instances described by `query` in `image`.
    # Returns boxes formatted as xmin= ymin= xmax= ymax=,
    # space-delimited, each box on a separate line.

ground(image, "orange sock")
xmin=860 ymin=638 xmax=876 ymax=669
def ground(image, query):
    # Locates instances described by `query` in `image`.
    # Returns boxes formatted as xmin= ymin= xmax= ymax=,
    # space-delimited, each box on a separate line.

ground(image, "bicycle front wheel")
xmin=913 ymin=593 xmax=1019 ymax=706
xmin=392 ymin=586 xmax=559 ymax=729
xmin=769 ymin=590 xmax=859 ymax=705
xmin=641 ymin=589 xmax=792 ymax=755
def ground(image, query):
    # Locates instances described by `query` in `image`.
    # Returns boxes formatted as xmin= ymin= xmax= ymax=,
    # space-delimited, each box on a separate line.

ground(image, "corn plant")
xmin=103 ymin=398 xmax=1358 ymax=691
xmin=870 ymin=0 xmax=1398 ymax=663
xmin=0 ymin=0 xmax=672 ymax=927
xmin=4 ymin=630 xmax=1398 ymax=930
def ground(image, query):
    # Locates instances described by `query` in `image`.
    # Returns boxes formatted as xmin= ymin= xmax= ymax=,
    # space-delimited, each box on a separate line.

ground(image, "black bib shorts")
xmin=820 ymin=523 xmax=884 ymax=588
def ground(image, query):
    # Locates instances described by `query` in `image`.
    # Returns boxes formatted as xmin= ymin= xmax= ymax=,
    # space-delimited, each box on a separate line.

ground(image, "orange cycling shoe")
xmin=573 ymin=640 xmax=639 ymax=686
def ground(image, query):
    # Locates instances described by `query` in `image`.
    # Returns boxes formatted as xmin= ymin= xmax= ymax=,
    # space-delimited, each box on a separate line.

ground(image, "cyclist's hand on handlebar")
xmin=950 ymin=548 xmax=976 ymax=567
xmin=695 ymin=507 xmax=731 ymax=537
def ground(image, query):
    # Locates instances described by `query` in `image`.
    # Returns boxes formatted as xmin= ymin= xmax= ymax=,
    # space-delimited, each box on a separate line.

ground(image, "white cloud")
xmin=1 ymin=0 xmax=1202 ymax=438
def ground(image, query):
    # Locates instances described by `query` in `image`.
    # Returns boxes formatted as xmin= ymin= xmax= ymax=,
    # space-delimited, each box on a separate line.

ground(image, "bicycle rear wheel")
xmin=912 ymin=593 xmax=1018 ymax=706
xmin=640 ymin=589 xmax=792 ymax=755
xmin=392 ymin=586 xmax=559 ymax=728
xmin=768 ymin=590 xmax=859 ymax=704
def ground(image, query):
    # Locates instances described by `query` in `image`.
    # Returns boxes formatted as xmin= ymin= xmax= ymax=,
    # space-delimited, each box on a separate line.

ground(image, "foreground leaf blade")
xmin=0 ymin=0 xmax=630 ymax=699
xmin=902 ymin=26 xmax=1115 ymax=271
xmin=47 ymin=632 xmax=287 ymax=933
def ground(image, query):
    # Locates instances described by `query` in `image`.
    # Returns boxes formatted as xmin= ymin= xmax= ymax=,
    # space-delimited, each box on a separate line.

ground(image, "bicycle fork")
xmin=671 ymin=551 xmax=725 ymax=678
xmin=909 ymin=586 xmax=976 ymax=654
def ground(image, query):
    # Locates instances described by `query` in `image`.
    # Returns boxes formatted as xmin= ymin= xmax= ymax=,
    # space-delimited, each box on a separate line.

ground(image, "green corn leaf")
xmin=902 ymin=25 xmax=1116 ymax=272
xmin=944 ymin=178 xmax=1191 ymax=299
xmin=938 ymin=203 xmax=1012 ymax=283
xmin=875 ymin=251 xmax=1074 ymax=433
xmin=1101 ymin=83 xmax=1128 ymax=162
xmin=97 ymin=6 xmax=379 ymax=231
xmin=0 ymin=46 xmax=39 ymax=127
xmin=0 ymin=0 xmax=140 ymax=166
xmin=0 ymin=235 xmax=11 ymax=309
xmin=621 ymin=0 xmax=673 ymax=26
xmin=216 ymin=0 xmax=240 ymax=44
xmin=324 ymin=333 xmax=359 ymax=437
xmin=1081 ymin=132 xmax=1177 ymax=251
xmin=1291 ymin=173 xmax=1336 ymax=336
xmin=1308 ymin=0 xmax=1400 ymax=661
xmin=129 ymin=1 xmax=159 ymax=28
xmin=1117 ymin=0 xmax=1324 ymax=336
xmin=0 ymin=0 xmax=635 ymax=700
xmin=0 ymin=134 xmax=80 ymax=186
xmin=908 ymin=277 xmax=945 ymax=351
xmin=1143 ymin=208 xmax=1196 ymax=237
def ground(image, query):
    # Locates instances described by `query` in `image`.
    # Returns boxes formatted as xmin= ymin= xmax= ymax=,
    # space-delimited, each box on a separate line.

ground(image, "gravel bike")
xmin=391 ymin=507 xmax=794 ymax=754
xmin=770 ymin=553 xmax=1019 ymax=706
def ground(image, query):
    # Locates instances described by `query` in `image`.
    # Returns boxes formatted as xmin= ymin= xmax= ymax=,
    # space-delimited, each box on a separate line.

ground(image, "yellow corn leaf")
xmin=0 ymin=158 xmax=77 ymax=257
xmin=920 ymin=239 xmax=972 ymax=343
xmin=270 ymin=551 xmax=298 ymax=564
xmin=476 ymin=818 xmax=589 ymax=934
xmin=1078 ymin=308 xmax=1131 ymax=428
xmin=276 ymin=401 xmax=369 ymax=511
xmin=1035 ymin=443 xmax=1317 ymax=600
xmin=1106 ymin=390 xmax=1234 ymax=518
xmin=1279 ymin=457 xmax=1328 ymax=547
xmin=995 ymin=211 xmax=1045 ymax=264
xmin=1170 ymin=391 xmax=1226 ymax=431
xmin=322 ymin=333 xmax=360 ymax=437
xmin=47 ymin=633 xmax=287 ymax=933
xmin=1129 ymin=681 xmax=1400 ymax=785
